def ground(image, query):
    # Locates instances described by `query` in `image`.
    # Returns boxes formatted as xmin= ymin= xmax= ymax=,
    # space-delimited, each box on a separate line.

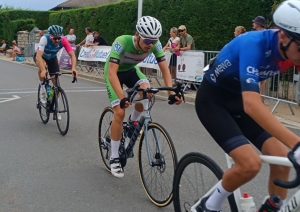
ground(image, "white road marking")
xmin=0 ymin=89 xmax=107 ymax=95
xmin=0 ymin=95 xmax=20 ymax=103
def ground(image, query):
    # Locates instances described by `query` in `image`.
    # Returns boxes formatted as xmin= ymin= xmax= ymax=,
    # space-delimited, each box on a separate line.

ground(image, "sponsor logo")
xmin=246 ymin=66 xmax=279 ymax=77
xmin=246 ymin=78 xmax=257 ymax=84
xmin=210 ymin=59 xmax=232 ymax=83
xmin=111 ymin=99 xmax=120 ymax=108
xmin=265 ymin=50 xmax=271 ymax=57
xmin=114 ymin=41 xmax=123 ymax=54
xmin=156 ymin=42 xmax=163 ymax=52
xmin=276 ymin=20 xmax=297 ymax=31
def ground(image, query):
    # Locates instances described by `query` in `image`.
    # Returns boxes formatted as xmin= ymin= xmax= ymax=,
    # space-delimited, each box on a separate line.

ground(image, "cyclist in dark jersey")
xmin=196 ymin=1 xmax=300 ymax=211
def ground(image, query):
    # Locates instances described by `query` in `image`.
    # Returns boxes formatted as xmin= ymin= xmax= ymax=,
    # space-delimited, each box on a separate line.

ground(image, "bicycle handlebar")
xmin=274 ymin=151 xmax=300 ymax=189
xmin=125 ymin=81 xmax=185 ymax=104
xmin=42 ymin=71 xmax=77 ymax=84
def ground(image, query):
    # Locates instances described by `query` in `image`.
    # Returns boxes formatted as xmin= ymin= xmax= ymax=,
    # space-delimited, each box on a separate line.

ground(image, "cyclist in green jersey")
xmin=104 ymin=16 xmax=182 ymax=178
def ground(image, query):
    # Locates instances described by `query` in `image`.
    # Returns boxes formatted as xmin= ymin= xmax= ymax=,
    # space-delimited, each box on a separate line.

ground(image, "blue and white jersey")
xmin=205 ymin=30 xmax=288 ymax=94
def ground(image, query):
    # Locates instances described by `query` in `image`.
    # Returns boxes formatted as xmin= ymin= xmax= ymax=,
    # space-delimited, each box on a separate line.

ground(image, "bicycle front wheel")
xmin=37 ymin=84 xmax=49 ymax=124
xmin=173 ymin=152 xmax=238 ymax=212
xmin=98 ymin=107 xmax=114 ymax=172
xmin=55 ymin=88 xmax=70 ymax=136
xmin=138 ymin=122 xmax=178 ymax=207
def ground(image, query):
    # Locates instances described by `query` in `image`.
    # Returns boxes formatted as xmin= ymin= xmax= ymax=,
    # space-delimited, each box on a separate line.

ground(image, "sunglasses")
xmin=51 ymin=36 xmax=61 ymax=41
xmin=178 ymin=29 xmax=185 ymax=33
xmin=139 ymin=35 xmax=158 ymax=45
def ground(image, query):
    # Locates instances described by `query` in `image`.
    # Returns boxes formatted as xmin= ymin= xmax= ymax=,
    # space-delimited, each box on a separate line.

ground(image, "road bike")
xmin=173 ymin=150 xmax=300 ymax=211
xmin=37 ymin=71 xmax=76 ymax=136
xmin=98 ymin=82 xmax=184 ymax=207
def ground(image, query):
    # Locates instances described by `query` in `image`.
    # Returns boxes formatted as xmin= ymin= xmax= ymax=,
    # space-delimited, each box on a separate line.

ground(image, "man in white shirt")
xmin=76 ymin=27 xmax=93 ymax=47
xmin=66 ymin=29 xmax=76 ymax=44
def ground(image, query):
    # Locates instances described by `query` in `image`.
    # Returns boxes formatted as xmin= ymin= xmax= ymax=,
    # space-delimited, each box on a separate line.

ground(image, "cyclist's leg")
xmin=195 ymin=79 xmax=262 ymax=211
xmin=104 ymin=67 xmax=124 ymax=178
xmin=123 ymin=66 xmax=149 ymax=121
xmin=34 ymin=53 xmax=47 ymax=102
xmin=238 ymin=114 xmax=290 ymax=200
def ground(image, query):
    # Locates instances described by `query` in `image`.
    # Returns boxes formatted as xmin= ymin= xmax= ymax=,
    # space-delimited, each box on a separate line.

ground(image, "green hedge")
xmin=0 ymin=10 xmax=49 ymax=44
xmin=49 ymin=0 xmax=276 ymax=50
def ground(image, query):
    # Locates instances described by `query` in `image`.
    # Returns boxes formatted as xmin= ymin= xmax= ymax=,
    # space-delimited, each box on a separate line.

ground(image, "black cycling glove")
xmin=120 ymin=97 xmax=129 ymax=109
xmin=168 ymin=94 xmax=180 ymax=105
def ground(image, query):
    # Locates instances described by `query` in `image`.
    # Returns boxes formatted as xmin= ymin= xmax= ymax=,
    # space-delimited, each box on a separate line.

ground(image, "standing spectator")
xmin=66 ymin=29 xmax=76 ymax=44
xmin=163 ymin=27 xmax=180 ymax=85
xmin=76 ymin=27 xmax=94 ymax=71
xmin=86 ymin=31 xmax=108 ymax=47
xmin=76 ymin=27 xmax=93 ymax=47
xmin=252 ymin=16 xmax=265 ymax=31
xmin=234 ymin=26 xmax=246 ymax=37
xmin=0 ymin=40 xmax=6 ymax=52
xmin=252 ymin=16 xmax=266 ymax=98
xmin=175 ymin=25 xmax=195 ymax=90
xmin=39 ymin=30 xmax=44 ymax=37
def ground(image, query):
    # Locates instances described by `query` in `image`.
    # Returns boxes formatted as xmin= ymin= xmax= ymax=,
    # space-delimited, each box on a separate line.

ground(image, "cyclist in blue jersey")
xmin=35 ymin=25 xmax=78 ymax=105
xmin=196 ymin=1 xmax=300 ymax=211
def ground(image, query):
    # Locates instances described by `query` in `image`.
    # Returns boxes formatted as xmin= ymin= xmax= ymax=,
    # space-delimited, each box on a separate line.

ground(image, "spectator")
xmin=252 ymin=16 xmax=265 ymax=31
xmin=76 ymin=27 xmax=94 ymax=71
xmin=86 ymin=31 xmax=108 ymax=47
xmin=175 ymin=25 xmax=195 ymax=90
xmin=6 ymin=40 xmax=17 ymax=57
xmin=76 ymin=27 xmax=93 ymax=47
xmin=39 ymin=30 xmax=44 ymax=37
xmin=234 ymin=26 xmax=246 ymax=37
xmin=11 ymin=42 xmax=21 ymax=61
xmin=252 ymin=16 xmax=267 ymax=98
xmin=0 ymin=40 xmax=6 ymax=52
xmin=66 ymin=29 xmax=76 ymax=44
xmin=163 ymin=27 xmax=180 ymax=85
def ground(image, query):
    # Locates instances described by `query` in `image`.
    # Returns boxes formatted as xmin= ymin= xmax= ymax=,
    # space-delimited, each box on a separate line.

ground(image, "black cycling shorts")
xmin=169 ymin=53 xmax=177 ymax=67
xmin=195 ymin=77 xmax=272 ymax=154
xmin=33 ymin=53 xmax=60 ymax=76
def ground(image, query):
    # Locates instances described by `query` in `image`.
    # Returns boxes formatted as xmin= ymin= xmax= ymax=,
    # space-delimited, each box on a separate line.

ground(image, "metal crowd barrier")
xmin=24 ymin=43 xmax=36 ymax=62
xmin=77 ymin=46 xmax=104 ymax=76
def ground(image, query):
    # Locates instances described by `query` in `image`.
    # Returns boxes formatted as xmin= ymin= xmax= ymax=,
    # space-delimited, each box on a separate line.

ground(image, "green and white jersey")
xmin=104 ymin=35 xmax=165 ymax=72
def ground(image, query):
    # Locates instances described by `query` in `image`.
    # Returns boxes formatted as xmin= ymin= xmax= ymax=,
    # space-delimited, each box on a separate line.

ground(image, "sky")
xmin=0 ymin=0 xmax=66 ymax=10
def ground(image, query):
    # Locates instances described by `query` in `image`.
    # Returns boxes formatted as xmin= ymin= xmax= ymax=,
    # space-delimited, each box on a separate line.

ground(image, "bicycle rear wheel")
xmin=37 ymin=84 xmax=50 ymax=124
xmin=173 ymin=152 xmax=238 ymax=212
xmin=55 ymin=88 xmax=70 ymax=136
xmin=98 ymin=107 xmax=114 ymax=172
xmin=138 ymin=122 xmax=178 ymax=207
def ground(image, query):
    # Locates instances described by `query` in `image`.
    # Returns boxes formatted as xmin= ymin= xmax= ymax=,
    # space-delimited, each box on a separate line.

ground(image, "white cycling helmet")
xmin=136 ymin=16 xmax=162 ymax=39
xmin=273 ymin=0 xmax=300 ymax=40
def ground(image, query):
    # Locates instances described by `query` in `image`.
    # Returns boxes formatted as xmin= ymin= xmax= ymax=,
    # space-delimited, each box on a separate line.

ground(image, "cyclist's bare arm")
xmin=158 ymin=61 xmax=173 ymax=95
xmin=108 ymin=62 xmax=125 ymax=100
xmin=67 ymin=51 xmax=78 ymax=77
xmin=242 ymin=91 xmax=300 ymax=149
xmin=36 ymin=50 xmax=47 ymax=78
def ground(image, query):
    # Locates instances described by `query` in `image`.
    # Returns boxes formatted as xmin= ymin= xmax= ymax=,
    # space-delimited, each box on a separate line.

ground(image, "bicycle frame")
xmin=190 ymin=154 xmax=300 ymax=212
xmin=126 ymin=96 xmax=162 ymax=166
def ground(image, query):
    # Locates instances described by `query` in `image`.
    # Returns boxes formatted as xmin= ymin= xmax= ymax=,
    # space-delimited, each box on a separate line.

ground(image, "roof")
xmin=51 ymin=0 xmax=121 ymax=10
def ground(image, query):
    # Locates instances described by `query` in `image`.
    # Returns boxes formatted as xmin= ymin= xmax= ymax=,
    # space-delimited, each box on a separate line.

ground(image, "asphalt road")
xmin=0 ymin=59 xmax=300 ymax=212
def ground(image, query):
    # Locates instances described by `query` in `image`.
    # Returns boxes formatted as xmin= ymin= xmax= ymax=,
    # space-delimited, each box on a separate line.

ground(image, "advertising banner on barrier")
xmin=176 ymin=51 xmax=205 ymax=82
xmin=78 ymin=46 xmax=171 ymax=70
xmin=57 ymin=45 xmax=77 ymax=69
xmin=78 ymin=46 xmax=111 ymax=62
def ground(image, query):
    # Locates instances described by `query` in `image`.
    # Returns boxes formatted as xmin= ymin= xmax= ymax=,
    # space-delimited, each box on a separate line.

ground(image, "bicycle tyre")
xmin=37 ymin=84 xmax=50 ymax=124
xmin=138 ymin=122 xmax=178 ymax=207
xmin=55 ymin=88 xmax=70 ymax=136
xmin=98 ymin=107 xmax=114 ymax=172
xmin=173 ymin=152 xmax=238 ymax=212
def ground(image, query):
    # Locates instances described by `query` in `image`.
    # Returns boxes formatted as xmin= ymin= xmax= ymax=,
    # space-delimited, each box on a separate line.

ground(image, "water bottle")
xmin=240 ymin=192 xmax=256 ymax=212
xmin=127 ymin=121 xmax=138 ymax=138
xmin=258 ymin=194 xmax=282 ymax=212
xmin=49 ymin=88 xmax=54 ymax=101
xmin=46 ymin=85 xmax=51 ymax=98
